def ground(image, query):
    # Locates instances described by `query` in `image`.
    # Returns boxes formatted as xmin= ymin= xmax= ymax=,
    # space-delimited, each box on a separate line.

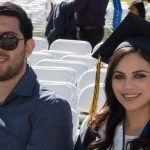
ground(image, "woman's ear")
xmin=25 ymin=38 xmax=35 ymax=57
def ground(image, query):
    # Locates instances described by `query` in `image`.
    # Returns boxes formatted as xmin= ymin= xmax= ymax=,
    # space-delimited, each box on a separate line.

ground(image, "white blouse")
xmin=78 ymin=118 xmax=138 ymax=150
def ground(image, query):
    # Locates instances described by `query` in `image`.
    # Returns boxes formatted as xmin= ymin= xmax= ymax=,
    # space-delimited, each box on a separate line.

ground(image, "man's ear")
xmin=25 ymin=39 xmax=35 ymax=57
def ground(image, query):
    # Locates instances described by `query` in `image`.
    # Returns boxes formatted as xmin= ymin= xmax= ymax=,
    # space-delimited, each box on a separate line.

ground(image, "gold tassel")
xmin=89 ymin=54 xmax=101 ymax=116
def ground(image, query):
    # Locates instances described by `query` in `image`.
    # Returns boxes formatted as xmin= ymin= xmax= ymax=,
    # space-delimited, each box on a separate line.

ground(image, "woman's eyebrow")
xmin=133 ymin=70 xmax=150 ymax=74
xmin=113 ymin=70 xmax=150 ymax=74
xmin=113 ymin=71 xmax=125 ymax=74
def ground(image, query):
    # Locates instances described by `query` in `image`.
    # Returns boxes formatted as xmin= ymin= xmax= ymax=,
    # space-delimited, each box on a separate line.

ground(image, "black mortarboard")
xmin=92 ymin=13 xmax=150 ymax=63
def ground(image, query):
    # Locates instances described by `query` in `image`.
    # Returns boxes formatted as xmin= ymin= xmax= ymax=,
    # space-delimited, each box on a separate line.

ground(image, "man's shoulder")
xmin=33 ymin=83 xmax=71 ymax=112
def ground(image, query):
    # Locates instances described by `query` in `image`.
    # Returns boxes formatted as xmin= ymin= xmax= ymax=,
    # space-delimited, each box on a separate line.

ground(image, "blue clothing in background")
xmin=113 ymin=0 xmax=122 ymax=30
xmin=0 ymin=65 xmax=73 ymax=150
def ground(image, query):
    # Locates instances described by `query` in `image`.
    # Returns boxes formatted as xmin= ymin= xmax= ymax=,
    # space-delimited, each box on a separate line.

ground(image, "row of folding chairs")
xmin=35 ymin=59 xmax=88 ymax=83
xmin=30 ymin=38 xmax=108 ymax=136
xmin=33 ymin=66 xmax=76 ymax=84
xmin=39 ymin=80 xmax=77 ymax=109
xmin=50 ymin=39 xmax=92 ymax=55
xmin=33 ymin=38 xmax=93 ymax=54
xmin=77 ymin=68 xmax=107 ymax=91
xmin=30 ymin=41 xmax=107 ymax=113
xmin=29 ymin=51 xmax=98 ymax=70
xmin=34 ymin=66 xmax=107 ymax=113
xmin=30 ymin=59 xmax=107 ymax=88
xmin=41 ymin=49 xmax=76 ymax=59
xmin=33 ymin=65 xmax=107 ymax=103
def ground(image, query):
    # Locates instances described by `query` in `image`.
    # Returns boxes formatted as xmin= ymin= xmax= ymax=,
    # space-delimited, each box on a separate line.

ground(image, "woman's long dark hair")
xmin=88 ymin=47 xmax=150 ymax=150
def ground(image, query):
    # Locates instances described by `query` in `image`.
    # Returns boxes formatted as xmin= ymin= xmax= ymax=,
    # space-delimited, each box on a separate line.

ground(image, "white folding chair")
xmin=77 ymin=68 xmax=107 ymax=91
xmin=28 ymin=51 xmax=53 ymax=66
xmin=40 ymin=80 xmax=77 ymax=108
xmin=71 ymin=108 xmax=79 ymax=143
xmin=50 ymin=39 xmax=92 ymax=55
xmin=77 ymin=84 xmax=106 ymax=120
xmin=61 ymin=55 xmax=98 ymax=69
xmin=40 ymin=49 xmax=76 ymax=59
xmin=33 ymin=37 xmax=48 ymax=51
xmin=33 ymin=66 xmax=76 ymax=83
xmin=35 ymin=59 xmax=88 ymax=82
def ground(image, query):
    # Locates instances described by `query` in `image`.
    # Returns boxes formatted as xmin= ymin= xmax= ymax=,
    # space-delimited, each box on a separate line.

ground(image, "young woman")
xmin=88 ymin=46 xmax=150 ymax=150
xmin=74 ymin=13 xmax=150 ymax=150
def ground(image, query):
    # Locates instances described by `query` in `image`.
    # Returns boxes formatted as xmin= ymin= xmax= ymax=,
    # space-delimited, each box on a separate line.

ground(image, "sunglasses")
xmin=0 ymin=32 xmax=24 ymax=51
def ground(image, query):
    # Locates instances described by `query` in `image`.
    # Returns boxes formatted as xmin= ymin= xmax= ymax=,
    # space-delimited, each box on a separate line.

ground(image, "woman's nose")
xmin=123 ymin=79 xmax=135 ymax=89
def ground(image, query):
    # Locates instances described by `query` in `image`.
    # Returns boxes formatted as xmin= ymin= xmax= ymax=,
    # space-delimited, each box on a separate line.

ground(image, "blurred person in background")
xmin=45 ymin=0 xmax=109 ymax=49
xmin=128 ymin=0 xmax=146 ymax=18
xmin=74 ymin=0 xmax=109 ymax=49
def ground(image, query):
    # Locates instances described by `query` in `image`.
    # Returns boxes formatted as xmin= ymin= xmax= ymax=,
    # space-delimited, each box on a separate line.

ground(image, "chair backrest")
xmin=71 ymin=108 xmax=79 ymax=143
xmin=40 ymin=80 xmax=78 ymax=109
xmin=61 ymin=55 xmax=98 ymax=69
xmin=33 ymin=37 xmax=48 ymax=51
xmin=77 ymin=68 xmax=107 ymax=91
xmin=40 ymin=49 xmax=76 ymax=59
xmin=77 ymin=84 xmax=106 ymax=114
xmin=35 ymin=59 xmax=88 ymax=82
xmin=28 ymin=51 xmax=53 ymax=65
xmin=92 ymin=42 xmax=103 ymax=54
xmin=33 ymin=66 xmax=76 ymax=83
xmin=50 ymin=39 xmax=92 ymax=55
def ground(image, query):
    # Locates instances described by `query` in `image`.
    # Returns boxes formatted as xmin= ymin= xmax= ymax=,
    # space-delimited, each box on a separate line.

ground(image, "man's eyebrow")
xmin=0 ymin=31 xmax=18 ymax=35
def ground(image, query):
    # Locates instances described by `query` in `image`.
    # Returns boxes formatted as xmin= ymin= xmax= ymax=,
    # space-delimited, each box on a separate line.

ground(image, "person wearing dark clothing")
xmin=45 ymin=2 xmax=77 ymax=48
xmin=73 ymin=0 xmax=109 ymax=48
xmin=45 ymin=0 xmax=109 ymax=49
xmin=0 ymin=2 xmax=73 ymax=150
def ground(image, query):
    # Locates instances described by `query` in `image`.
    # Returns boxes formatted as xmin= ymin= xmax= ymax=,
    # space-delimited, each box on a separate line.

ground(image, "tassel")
xmin=89 ymin=54 xmax=101 ymax=116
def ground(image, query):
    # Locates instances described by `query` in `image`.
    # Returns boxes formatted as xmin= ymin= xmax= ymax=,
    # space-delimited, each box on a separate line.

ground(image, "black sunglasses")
xmin=0 ymin=32 xmax=24 ymax=51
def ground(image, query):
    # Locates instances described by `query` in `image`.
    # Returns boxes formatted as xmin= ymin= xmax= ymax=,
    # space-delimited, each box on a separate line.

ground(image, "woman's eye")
xmin=113 ymin=74 xmax=124 ymax=80
xmin=135 ymin=74 xmax=146 ymax=79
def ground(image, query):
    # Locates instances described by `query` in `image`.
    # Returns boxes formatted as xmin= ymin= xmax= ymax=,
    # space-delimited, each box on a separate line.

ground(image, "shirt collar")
xmin=12 ymin=65 xmax=38 ymax=96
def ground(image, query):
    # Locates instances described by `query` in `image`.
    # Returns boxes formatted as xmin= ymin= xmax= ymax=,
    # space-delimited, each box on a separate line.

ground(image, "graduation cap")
xmin=92 ymin=12 xmax=150 ymax=62
xmin=89 ymin=13 xmax=150 ymax=116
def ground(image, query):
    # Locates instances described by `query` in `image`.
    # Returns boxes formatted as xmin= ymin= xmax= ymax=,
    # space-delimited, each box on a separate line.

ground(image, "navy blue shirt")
xmin=0 ymin=65 xmax=73 ymax=150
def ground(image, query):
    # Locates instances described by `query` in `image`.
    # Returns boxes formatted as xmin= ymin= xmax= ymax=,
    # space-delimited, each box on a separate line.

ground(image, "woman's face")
xmin=112 ymin=52 xmax=150 ymax=113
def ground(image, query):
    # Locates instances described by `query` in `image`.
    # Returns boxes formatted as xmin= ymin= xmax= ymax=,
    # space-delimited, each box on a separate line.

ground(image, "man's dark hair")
xmin=0 ymin=2 xmax=33 ymax=40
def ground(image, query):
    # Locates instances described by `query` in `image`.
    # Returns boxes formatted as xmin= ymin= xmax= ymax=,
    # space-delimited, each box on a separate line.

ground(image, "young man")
xmin=0 ymin=2 xmax=73 ymax=150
